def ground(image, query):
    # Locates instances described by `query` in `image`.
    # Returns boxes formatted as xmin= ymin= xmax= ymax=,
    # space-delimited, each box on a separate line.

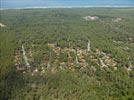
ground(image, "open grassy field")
xmin=0 ymin=8 xmax=134 ymax=100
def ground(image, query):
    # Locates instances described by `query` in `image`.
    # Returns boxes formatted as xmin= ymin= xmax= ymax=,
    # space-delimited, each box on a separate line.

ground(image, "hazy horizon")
xmin=1 ymin=0 xmax=134 ymax=9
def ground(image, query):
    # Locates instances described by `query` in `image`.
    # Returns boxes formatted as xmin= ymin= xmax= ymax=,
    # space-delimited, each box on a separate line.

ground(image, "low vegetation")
xmin=0 ymin=8 xmax=134 ymax=100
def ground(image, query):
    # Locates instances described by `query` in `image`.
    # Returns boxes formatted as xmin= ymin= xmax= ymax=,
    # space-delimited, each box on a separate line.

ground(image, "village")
xmin=14 ymin=40 xmax=133 ymax=76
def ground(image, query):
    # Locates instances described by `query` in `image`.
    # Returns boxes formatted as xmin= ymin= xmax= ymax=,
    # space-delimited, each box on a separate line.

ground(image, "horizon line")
xmin=1 ymin=5 xmax=134 ymax=10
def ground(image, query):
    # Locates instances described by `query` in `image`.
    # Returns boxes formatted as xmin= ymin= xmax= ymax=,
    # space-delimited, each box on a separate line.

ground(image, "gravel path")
xmin=22 ymin=45 xmax=30 ymax=68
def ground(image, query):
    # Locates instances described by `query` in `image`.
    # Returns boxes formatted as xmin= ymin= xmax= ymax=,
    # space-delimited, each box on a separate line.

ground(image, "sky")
xmin=1 ymin=0 xmax=134 ymax=9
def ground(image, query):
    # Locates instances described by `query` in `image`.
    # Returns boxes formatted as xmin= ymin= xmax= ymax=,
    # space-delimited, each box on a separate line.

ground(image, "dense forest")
xmin=0 ymin=8 xmax=134 ymax=100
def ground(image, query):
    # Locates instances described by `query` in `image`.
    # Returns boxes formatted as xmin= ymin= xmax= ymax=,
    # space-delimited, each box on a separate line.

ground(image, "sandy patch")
xmin=0 ymin=23 xmax=6 ymax=27
xmin=83 ymin=16 xmax=99 ymax=21
xmin=113 ymin=17 xmax=122 ymax=22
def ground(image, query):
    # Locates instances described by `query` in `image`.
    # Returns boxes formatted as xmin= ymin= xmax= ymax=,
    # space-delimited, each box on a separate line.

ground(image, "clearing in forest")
xmin=0 ymin=22 xmax=6 ymax=27
xmin=83 ymin=16 xmax=99 ymax=21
